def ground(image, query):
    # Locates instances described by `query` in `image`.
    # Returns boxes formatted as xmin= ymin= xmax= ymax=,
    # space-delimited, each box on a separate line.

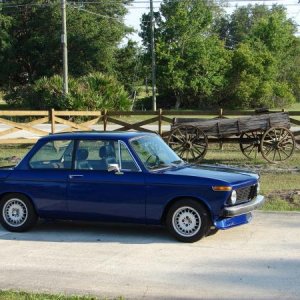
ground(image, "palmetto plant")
xmin=5 ymin=73 xmax=132 ymax=111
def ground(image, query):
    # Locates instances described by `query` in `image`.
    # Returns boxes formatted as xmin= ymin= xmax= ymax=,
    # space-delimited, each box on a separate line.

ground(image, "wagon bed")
xmin=168 ymin=112 xmax=295 ymax=164
xmin=172 ymin=112 xmax=290 ymax=137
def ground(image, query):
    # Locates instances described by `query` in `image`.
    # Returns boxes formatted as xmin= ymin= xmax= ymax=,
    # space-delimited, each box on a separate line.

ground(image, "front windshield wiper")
xmin=148 ymin=160 xmax=185 ymax=170
xmin=148 ymin=163 xmax=171 ymax=170
xmin=171 ymin=160 xmax=184 ymax=165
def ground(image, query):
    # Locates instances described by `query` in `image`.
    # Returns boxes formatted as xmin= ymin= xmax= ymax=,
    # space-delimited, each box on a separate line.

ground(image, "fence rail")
xmin=0 ymin=109 xmax=299 ymax=144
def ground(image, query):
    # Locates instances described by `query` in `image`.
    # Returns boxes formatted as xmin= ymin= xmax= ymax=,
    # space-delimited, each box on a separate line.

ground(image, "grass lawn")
xmin=0 ymin=291 xmax=123 ymax=300
xmin=0 ymin=145 xmax=32 ymax=167
xmin=203 ymin=143 xmax=300 ymax=168
xmin=260 ymin=174 xmax=300 ymax=211
xmin=288 ymin=102 xmax=300 ymax=111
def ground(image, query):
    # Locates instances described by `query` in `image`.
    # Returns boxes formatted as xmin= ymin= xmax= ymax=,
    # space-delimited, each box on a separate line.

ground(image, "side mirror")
xmin=107 ymin=164 xmax=123 ymax=175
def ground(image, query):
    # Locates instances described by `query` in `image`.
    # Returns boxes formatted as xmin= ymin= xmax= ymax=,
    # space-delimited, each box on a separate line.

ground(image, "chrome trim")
xmin=69 ymin=174 xmax=84 ymax=179
xmin=223 ymin=195 xmax=265 ymax=217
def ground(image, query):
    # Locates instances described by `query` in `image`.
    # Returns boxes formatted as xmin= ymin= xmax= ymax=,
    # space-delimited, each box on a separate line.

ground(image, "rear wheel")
xmin=0 ymin=193 xmax=38 ymax=232
xmin=260 ymin=127 xmax=295 ymax=163
xmin=166 ymin=199 xmax=209 ymax=243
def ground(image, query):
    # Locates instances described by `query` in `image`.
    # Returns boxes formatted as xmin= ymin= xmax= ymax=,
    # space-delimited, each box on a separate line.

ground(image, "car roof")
xmin=39 ymin=131 xmax=157 ymax=141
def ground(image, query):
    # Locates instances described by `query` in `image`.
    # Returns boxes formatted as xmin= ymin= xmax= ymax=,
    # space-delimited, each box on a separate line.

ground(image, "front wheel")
xmin=0 ymin=193 xmax=38 ymax=232
xmin=260 ymin=127 xmax=295 ymax=163
xmin=166 ymin=199 xmax=209 ymax=243
xmin=168 ymin=125 xmax=208 ymax=162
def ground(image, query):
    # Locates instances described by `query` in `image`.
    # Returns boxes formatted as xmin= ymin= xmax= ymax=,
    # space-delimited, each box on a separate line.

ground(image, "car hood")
xmin=157 ymin=164 xmax=259 ymax=186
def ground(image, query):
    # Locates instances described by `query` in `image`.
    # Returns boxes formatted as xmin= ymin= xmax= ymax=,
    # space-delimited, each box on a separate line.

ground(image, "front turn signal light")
xmin=212 ymin=186 xmax=232 ymax=192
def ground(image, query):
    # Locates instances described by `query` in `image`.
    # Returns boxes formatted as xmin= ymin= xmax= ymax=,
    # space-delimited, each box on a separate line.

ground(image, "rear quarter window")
xmin=29 ymin=140 xmax=74 ymax=169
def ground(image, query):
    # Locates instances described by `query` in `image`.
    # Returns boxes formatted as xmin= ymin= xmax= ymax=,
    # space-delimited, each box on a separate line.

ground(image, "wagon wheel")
xmin=260 ymin=127 xmax=295 ymax=164
xmin=168 ymin=125 xmax=208 ymax=162
xmin=239 ymin=130 xmax=264 ymax=160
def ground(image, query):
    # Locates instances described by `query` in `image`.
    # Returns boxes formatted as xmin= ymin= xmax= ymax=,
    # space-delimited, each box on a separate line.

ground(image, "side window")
xmin=75 ymin=140 xmax=118 ymax=170
xmin=73 ymin=139 xmax=139 ymax=172
xmin=119 ymin=142 xmax=139 ymax=172
xmin=29 ymin=140 xmax=74 ymax=169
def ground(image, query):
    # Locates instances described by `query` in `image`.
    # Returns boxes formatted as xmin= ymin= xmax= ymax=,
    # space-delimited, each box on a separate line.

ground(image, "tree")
xmin=0 ymin=0 xmax=133 ymax=87
xmin=216 ymin=4 xmax=271 ymax=49
xmin=139 ymin=11 xmax=162 ymax=54
xmin=0 ymin=13 xmax=12 ymax=82
xmin=223 ymin=5 xmax=299 ymax=108
xmin=281 ymin=38 xmax=300 ymax=102
xmin=114 ymin=40 xmax=143 ymax=97
xmin=140 ymin=0 xmax=231 ymax=109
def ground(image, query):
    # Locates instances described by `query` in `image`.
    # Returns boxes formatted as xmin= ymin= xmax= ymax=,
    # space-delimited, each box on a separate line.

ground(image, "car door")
xmin=67 ymin=139 xmax=146 ymax=223
xmin=11 ymin=139 xmax=74 ymax=218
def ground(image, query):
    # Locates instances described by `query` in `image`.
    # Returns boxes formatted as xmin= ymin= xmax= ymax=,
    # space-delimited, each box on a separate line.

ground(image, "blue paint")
xmin=214 ymin=213 xmax=253 ymax=229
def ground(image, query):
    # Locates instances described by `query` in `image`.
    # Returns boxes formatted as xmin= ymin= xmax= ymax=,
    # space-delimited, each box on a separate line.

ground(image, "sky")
xmin=124 ymin=0 xmax=300 ymax=43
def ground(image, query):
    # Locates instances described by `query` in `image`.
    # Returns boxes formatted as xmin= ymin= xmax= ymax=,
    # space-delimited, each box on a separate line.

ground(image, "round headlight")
xmin=230 ymin=190 xmax=237 ymax=205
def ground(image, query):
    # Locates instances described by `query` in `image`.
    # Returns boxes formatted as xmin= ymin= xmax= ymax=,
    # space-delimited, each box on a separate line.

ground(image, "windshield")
xmin=130 ymin=135 xmax=183 ymax=170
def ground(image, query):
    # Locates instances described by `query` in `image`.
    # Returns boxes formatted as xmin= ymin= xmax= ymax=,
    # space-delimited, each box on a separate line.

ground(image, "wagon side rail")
xmin=171 ymin=112 xmax=291 ymax=137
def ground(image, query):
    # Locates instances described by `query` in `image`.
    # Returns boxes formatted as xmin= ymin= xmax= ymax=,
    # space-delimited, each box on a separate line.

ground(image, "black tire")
xmin=206 ymin=227 xmax=219 ymax=237
xmin=0 ymin=193 xmax=38 ymax=232
xmin=166 ymin=199 xmax=209 ymax=243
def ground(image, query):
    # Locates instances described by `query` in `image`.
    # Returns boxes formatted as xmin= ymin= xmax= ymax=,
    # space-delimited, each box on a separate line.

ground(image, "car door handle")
xmin=69 ymin=175 xmax=84 ymax=179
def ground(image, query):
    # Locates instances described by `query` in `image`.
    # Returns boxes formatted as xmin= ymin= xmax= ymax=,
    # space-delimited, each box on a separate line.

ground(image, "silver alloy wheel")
xmin=172 ymin=206 xmax=201 ymax=237
xmin=2 ymin=198 xmax=28 ymax=227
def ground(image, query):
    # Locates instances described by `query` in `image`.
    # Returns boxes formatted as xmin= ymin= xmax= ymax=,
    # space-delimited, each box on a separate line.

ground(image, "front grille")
xmin=236 ymin=185 xmax=257 ymax=204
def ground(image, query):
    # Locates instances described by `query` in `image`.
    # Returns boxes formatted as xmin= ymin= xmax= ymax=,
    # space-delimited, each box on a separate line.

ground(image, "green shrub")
xmin=5 ymin=73 xmax=132 ymax=111
xmin=78 ymin=73 xmax=132 ymax=111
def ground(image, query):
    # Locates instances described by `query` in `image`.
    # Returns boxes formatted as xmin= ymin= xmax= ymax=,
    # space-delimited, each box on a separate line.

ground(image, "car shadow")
xmin=0 ymin=219 xmax=176 ymax=244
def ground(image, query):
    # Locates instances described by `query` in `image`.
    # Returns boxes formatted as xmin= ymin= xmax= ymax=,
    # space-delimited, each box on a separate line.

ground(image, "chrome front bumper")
xmin=223 ymin=195 xmax=265 ymax=217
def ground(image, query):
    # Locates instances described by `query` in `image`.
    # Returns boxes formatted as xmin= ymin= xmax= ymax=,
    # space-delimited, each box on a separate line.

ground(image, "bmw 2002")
xmin=0 ymin=132 xmax=264 ymax=242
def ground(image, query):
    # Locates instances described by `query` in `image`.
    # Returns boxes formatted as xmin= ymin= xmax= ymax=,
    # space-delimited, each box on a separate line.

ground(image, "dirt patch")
xmin=0 ymin=156 xmax=21 ymax=168
xmin=265 ymin=190 xmax=300 ymax=210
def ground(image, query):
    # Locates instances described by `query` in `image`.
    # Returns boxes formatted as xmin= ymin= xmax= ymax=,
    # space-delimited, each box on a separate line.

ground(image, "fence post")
xmin=219 ymin=108 xmax=223 ymax=118
xmin=158 ymin=108 xmax=162 ymax=136
xmin=50 ymin=108 xmax=55 ymax=134
xmin=103 ymin=109 xmax=107 ymax=131
xmin=219 ymin=108 xmax=223 ymax=150
xmin=99 ymin=110 xmax=102 ymax=130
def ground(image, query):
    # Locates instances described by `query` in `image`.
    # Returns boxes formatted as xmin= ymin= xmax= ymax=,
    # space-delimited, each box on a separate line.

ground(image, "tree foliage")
xmin=1 ymin=0 xmax=300 ymax=110
xmin=0 ymin=0 xmax=132 ymax=86
xmin=114 ymin=40 xmax=143 ymax=96
xmin=140 ymin=1 xmax=300 ymax=109
xmin=141 ymin=0 xmax=231 ymax=109
xmin=222 ymin=5 xmax=298 ymax=108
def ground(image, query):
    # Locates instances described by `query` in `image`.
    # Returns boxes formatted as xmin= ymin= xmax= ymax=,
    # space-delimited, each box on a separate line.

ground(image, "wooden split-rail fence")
xmin=0 ymin=108 xmax=299 ymax=144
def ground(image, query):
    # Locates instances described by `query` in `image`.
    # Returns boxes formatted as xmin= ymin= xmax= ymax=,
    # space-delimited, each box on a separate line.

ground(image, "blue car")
xmin=0 ymin=132 xmax=264 ymax=242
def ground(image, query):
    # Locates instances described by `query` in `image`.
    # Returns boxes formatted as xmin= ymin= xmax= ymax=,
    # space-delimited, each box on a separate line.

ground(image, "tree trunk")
xmin=175 ymin=92 xmax=181 ymax=109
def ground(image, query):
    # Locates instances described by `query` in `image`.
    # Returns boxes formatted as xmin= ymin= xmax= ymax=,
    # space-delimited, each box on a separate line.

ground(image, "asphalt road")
xmin=0 ymin=212 xmax=300 ymax=300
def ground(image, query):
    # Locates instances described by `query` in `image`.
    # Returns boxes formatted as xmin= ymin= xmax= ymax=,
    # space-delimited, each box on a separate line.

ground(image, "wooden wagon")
xmin=167 ymin=112 xmax=296 ymax=164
